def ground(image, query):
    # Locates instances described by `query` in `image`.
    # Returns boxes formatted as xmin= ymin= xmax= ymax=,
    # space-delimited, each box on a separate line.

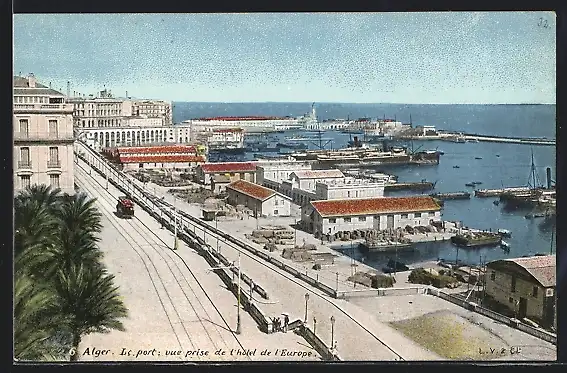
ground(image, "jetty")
xmin=396 ymin=132 xmax=555 ymax=146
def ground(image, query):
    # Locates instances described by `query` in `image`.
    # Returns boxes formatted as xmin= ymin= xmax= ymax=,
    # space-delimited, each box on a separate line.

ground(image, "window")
xmin=49 ymin=147 xmax=59 ymax=162
xmin=344 ymin=217 xmax=351 ymax=223
xmin=274 ymin=210 xmax=278 ymax=215
xmin=347 ymin=191 xmax=351 ymax=197
xmin=415 ymin=212 xmax=422 ymax=218
xmin=511 ymin=276 xmax=516 ymax=293
xmin=532 ymin=286 xmax=538 ymax=297
xmin=19 ymin=119 xmax=29 ymax=135
xmin=274 ymin=199 xmax=279 ymax=206
xmin=49 ymin=174 xmax=60 ymax=188
xmin=509 ymin=297 xmax=513 ymax=304
xmin=20 ymin=147 xmax=30 ymax=163
xmin=329 ymin=218 xmax=336 ymax=223
xmin=490 ymin=271 xmax=496 ymax=281
xmin=401 ymin=214 xmax=408 ymax=219
xmin=359 ymin=216 xmax=366 ymax=222
xmin=20 ymin=175 xmax=31 ymax=189
xmin=49 ymin=120 xmax=58 ymax=136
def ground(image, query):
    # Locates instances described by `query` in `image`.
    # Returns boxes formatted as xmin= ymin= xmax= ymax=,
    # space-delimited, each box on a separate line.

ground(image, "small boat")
xmin=453 ymin=165 xmax=460 ymax=169
xmin=472 ymin=181 xmax=483 ymax=185
xmin=493 ymin=200 xmax=500 ymax=206
xmin=525 ymin=213 xmax=546 ymax=219
xmin=496 ymin=154 xmax=500 ymax=157
xmin=500 ymin=240 xmax=510 ymax=249
xmin=497 ymin=229 xmax=512 ymax=237
xmin=465 ymin=183 xmax=476 ymax=187
xmin=475 ymin=157 xmax=483 ymax=160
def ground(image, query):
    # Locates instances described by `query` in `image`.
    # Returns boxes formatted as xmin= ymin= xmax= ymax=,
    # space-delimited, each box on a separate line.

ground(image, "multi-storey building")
xmin=69 ymin=90 xmax=172 ymax=129
xmin=13 ymin=74 xmax=75 ymax=194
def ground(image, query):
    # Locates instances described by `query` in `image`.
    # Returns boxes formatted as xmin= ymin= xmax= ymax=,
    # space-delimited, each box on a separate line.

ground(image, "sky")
xmin=13 ymin=12 xmax=556 ymax=104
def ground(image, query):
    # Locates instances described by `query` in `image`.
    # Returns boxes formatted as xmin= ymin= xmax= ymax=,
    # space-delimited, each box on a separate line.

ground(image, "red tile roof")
xmin=227 ymin=180 xmax=276 ymax=201
xmin=502 ymin=255 xmax=556 ymax=287
xmin=292 ymin=170 xmax=344 ymax=179
xmin=117 ymin=145 xmax=196 ymax=155
xmin=119 ymin=155 xmax=205 ymax=164
xmin=311 ymin=196 xmax=441 ymax=217
xmin=200 ymin=162 xmax=257 ymax=173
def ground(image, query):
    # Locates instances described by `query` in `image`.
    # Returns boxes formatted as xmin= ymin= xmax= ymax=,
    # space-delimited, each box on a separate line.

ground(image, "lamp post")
xmin=313 ymin=316 xmax=317 ymax=335
xmin=304 ymin=293 xmax=310 ymax=323
xmin=330 ymin=316 xmax=335 ymax=350
xmin=236 ymin=251 xmax=242 ymax=334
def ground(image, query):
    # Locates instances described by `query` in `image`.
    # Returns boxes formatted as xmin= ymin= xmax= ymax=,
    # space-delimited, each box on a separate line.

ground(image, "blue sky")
xmin=13 ymin=12 xmax=556 ymax=104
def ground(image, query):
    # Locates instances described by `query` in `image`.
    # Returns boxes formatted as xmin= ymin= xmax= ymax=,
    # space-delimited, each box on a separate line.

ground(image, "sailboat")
xmin=499 ymin=150 xmax=546 ymax=208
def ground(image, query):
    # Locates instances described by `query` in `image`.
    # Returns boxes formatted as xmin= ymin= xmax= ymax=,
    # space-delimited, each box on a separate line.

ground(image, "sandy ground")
xmin=74 ymin=161 xmax=321 ymax=362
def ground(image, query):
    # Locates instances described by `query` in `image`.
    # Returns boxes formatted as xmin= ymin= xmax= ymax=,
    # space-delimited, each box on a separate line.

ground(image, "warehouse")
xmin=106 ymin=145 xmax=206 ymax=170
xmin=301 ymin=196 xmax=441 ymax=237
xmin=226 ymin=179 xmax=292 ymax=218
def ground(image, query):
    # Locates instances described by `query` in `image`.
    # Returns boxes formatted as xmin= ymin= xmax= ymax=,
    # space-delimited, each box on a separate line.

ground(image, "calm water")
xmin=173 ymin=102 xmax=557 ymax=268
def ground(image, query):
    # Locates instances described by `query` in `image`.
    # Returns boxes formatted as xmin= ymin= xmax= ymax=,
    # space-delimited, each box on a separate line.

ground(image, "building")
xmin=77 ymin=123 xmax=193 ymax=150
xmin=226 ymin=180 xmax=291 ymax=218
xmin=14 ymin=74 xmax=75 ymax=194
xmin=301 ymin=196 xmax=441 ymax=237
xmin=211 ymin=175 xmax=232 ymax=194
xmin=288 ymin=169 xmax=345 ymax=191
xmin=314 ymin=177 xmax=385 ymax=200
xmin=195 ymin=162 xmax=257 ymax=185
xmin=105 ymin=145 xmax=205 ymax=170
xmin=422 ymin=125 xmax=437 ymax=136
xmin=485 ymin=255 xmax=556 ymax=328
xmin=256 ymin=161 xmax=313 ymax=185
xmin=69 ymin=90 xmax=172 ymax=129
xmin=206 ymin=128 xmax=245 ymax=152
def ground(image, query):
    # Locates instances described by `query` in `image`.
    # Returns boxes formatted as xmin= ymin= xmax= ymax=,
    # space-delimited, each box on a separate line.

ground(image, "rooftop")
xmin=227 ymin=179 xmax=276 ymax=201
xmin=490 ymin=255 xmax=556 ymax=288
xmin=116 ymin=145 xmax=197 ymax=155
xmin=13 ymin=76 xmax=65 ymax=96
xmin=194 ymin=116 xmax=292 ymax=121
xmin=291 ymin=169 xmax=345 ymax=179
xmin=200 ymin=162 xmax=257 ymax=173
xmin=119 ymin=155 xmax=205 ymax=164
xmin=310 ymin=196 xmax=441 ymax=217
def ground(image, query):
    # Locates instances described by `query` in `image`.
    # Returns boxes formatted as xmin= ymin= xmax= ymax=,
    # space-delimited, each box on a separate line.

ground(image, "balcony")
xmin=14 ymin=132 xmax=75 ymax=142
xmin=47 ymin=159 xmax=61 ymax=168
xmin=18 ymin=160 xmax=32 ymax=169
xmin=14 ymin=103 xmax=74 ymax=113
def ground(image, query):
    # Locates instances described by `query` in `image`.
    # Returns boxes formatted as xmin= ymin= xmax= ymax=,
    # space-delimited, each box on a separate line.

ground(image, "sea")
xmin=173 ymin=102 xmax=557 ymax=269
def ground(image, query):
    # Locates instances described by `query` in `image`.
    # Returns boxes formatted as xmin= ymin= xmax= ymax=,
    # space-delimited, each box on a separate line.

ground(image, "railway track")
xmin=75 ymin=160 xmax=249 ymax=361
xmin=74 ymin=142 xmax=406 ymax=360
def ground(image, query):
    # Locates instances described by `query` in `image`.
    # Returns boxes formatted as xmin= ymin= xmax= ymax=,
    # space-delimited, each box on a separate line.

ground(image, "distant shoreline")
xmin=172 ymin=102 xmax=556 ymax=106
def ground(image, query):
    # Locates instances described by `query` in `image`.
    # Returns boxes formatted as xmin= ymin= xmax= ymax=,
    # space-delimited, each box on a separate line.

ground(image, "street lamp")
xmin=236 ymin=251 xmax=242 ymax=334
xmin=330 ymin=316 xmax=335 ymax=350
xmin=304 ymin=293 xmax=310 ymax=323
xmin=313 ymin=316 xmax=317 ymax=335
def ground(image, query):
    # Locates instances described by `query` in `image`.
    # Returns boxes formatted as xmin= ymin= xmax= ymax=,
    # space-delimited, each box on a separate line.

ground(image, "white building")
xmin=195 ymin=162 xmax=257 ymax=185
xmin=256 ymin=161 xmax=313 ymax=185
xmin=314 ymin=177 xmax=385 ymax=200
xmin=69 ymin=90 xmax=172 ymax=129
xmin=301 ymin=196 xmax=441 ymax=237
xmin=14 ymin=74 xmax=75 ymax=194
xmin=288 ymin=169 xmax=345 ymax=192
xmin=207 ymin=128 xmax=245 ymax=151
xmin=77 ymin=123 xmax=194 ymax=150
xmin=226 ymin=179 xmax=292 ymax=218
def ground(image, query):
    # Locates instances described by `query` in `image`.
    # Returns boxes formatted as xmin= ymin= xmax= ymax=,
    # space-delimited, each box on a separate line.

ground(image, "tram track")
xmin=75 ymin=142 xmax=406 ymax=360
xmin=75 ymin=160 xmax=249 ymax=361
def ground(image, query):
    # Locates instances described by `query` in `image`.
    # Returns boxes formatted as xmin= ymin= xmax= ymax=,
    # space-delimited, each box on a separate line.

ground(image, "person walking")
xmin=283 ymin=314 xmax=289 ymax=333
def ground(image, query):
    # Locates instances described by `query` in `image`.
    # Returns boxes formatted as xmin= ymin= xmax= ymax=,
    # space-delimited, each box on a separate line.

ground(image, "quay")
xmin=397 ymin=132 xmax=555 ymax=146
xmin=430 ymin=192 xmax=471 ymax=200
xmin=384 ymin=181 xmax=434 ymax=192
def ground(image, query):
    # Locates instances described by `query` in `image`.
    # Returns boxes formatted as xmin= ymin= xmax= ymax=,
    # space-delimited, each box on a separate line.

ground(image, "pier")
xmin=397 ymin=132 xmax=555 ymax=146
xmin=474 ymin=187 xmax=532 ymax=198
xmin=384 ymin=181 xmax=434 ymax=192
xmin=430 ymin=192 xmax=471 ymax=200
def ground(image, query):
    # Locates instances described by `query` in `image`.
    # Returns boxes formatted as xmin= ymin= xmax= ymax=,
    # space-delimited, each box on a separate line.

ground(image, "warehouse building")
xmin=226 ymin=179 xmax=292 ymax=217
xmin=195 ymin=162 xmax=257 ymax=185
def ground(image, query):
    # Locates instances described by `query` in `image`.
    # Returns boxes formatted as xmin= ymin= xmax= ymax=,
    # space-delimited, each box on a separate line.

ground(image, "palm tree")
xmin=53 ymin=263 xmax=128 ymax=361
xmin=14 ymin=274 xmax=68 ymax=361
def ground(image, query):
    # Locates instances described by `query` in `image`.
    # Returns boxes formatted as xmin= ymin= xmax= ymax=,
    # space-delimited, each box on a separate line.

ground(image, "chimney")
xmin=546 ymin=167 xmax=552 ymax=189
xmin=49 ymin=82 xmax=52 ymax=89
xmin=28 ymin=73 xmax=36 ymax=88
xmin=126 ymin=91 xmax=128 ymax=98
xmin=67 ymin=81 xmax=70 ymax=97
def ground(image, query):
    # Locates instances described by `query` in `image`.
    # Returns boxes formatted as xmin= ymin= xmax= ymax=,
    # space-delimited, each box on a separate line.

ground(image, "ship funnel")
xmin=546 ymin=167 xmax=552 ymax=189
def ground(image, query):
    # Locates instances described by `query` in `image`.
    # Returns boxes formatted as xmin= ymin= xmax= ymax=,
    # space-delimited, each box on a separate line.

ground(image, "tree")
xmin=53 ymin=263 xmax=127 ymax=361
